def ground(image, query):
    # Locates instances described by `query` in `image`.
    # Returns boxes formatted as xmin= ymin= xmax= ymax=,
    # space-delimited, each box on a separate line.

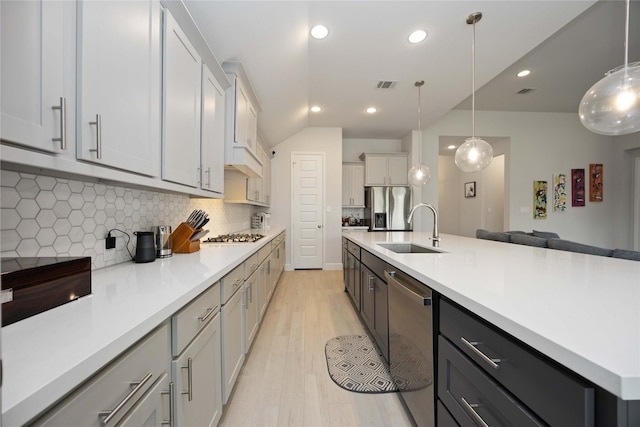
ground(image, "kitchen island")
xmin=1 ymin=227 xmax=285 ymax=426
xmin=343 ymin=230 xmax=640 ymax=424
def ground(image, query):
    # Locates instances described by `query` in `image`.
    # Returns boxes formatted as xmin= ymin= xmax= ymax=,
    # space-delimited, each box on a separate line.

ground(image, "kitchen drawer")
xmin=258 ymin=242 xmax=271 ymax=263
xmin=438 ymin=335 xmax=544 ymax=427
xmin=437 ymin=399 xmax=459 ymax=427
xmin=360 ymin=249 xmax=386 ymax=281
xmin=245 ymin=252 xmax=259 ymax=276
xmin=33 ymin=323 xmax=170 ymax=426
xmin=440 ymin=299 xmax=595 ymax=427
xmin=347 ymin=240 xmax=360 ymax=258
xmin=171 ymin=282 xmax=221 ymax=356
xmin=221 ymin=263 xmax=244 ymax=304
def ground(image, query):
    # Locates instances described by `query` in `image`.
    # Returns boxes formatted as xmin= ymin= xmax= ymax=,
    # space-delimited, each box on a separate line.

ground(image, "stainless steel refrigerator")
xmin=364 ymin=186 xmax=413 ymax=231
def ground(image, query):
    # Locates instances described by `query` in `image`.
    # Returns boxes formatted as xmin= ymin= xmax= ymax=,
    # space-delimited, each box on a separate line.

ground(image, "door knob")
xmin=317 ymin=225 xmax=322 ymax=229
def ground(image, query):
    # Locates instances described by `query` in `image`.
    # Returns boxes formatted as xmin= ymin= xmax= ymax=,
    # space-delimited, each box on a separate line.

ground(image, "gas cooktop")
xmin=204 ymin=233 xmax=265 ymax=243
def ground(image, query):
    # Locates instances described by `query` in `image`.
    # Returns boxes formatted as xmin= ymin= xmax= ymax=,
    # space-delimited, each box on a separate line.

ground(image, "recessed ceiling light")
xmin=517 ymin=69 xmax=531 ymax=77
xmin=310 ymin=25 xmax=329 ymax=40
xmin=408 ymin=29 xmax=428 ymax=44
xmin=310 ymin=105 xmax=322 ymax=113
xmin=447 ymin=145 xmax=457 ymax=150
xmin=366 ymin=107 xmax=377 ymax=114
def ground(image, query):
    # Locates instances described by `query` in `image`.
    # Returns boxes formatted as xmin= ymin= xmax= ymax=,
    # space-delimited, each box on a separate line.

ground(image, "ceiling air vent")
xmin=376 ymin=80 xmax=397 ymax=89
xmin=517 ymin=88 xmax=535 ymax=94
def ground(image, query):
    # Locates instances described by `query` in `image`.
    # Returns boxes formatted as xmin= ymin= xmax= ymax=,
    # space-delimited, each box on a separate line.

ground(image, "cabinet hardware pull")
xmin=51 ymin=97 xmax=67 ymax=150
xmin=161 ymin=382 xmax=175 ymax=427
xmin=461 ymin=397 xmax=490 ymax=427
xmin=368 ymin=275 xmax=375 ymax=292
xmin=197 ymin=167 xmax=202 ymax=185
xmin=99 ymin=372 xmax=153 ymax=425
xmin=206 ymin=167 xmax=211 ymax=187
xmin=181 ymin=358 xmax=193 ymax=401
xmin=89 ymin=113 xmax=102 ymax=159
xmin=460 ymin=337 xmax=502 ymax=370
xmin=198 ymin=305 xmax=218 ymax=322
xmin=249 ymin=282 xmax=253 ymax=302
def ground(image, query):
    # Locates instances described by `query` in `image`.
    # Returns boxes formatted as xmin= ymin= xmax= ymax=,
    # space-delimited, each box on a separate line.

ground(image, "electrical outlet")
xmin=106 ymin=236 xmax=116 ymax=249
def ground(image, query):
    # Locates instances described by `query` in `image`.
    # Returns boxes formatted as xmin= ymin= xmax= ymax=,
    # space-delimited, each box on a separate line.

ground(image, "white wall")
xmin=270 ymin=127 xmax=343 ymax=270
xmin=342 ymin=138 xmax=402 ymax=162
xmin=424 ymin=110 xmax=629 ymax=248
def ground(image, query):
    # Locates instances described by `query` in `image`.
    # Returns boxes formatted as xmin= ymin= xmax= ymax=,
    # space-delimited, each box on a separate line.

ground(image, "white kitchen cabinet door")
xmin=172 ymin=314 xmax=222 ymax=427
xmin=1 ymin=0 xmax=67 ymax=153
xmin=116 ymin=372 xmax=171 ymax=427
xmin=235 ymin=81 xmax=249 ymax=148
xmin=258 ymin=260 xmax=268 ymax=321
xmin=201 ymin=64 xmax=225 ymax=194
xmin=263 ymin=152 xmax=271 ymax=206
xmin=364 ymin=155 xmax=388 ymax=186
xmin=162 ymin=10 xmax=201 ymax=187
xmin=246 ymin=103 xmax=258 ymax=153
xmin=387 ymin=155 xmax=409 ymax=185
xmin=244 ymin=269 xmax=259 ymax=352
xmin=342 ymin=163 xmax=365 ymax=207
xmin=221 ymin=286 xmax=245 ymax=404
xmin=77 ymin=0 xmax=161 ymax=176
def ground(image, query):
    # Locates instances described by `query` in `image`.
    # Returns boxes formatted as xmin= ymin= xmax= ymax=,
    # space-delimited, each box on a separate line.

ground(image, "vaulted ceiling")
xmin=184 ymin=1 xmax=639 ymax=147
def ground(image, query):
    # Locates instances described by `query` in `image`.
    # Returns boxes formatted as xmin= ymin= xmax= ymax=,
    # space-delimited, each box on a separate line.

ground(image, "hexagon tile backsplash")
xmin=0 ymin=170 xmax=260 ymax=270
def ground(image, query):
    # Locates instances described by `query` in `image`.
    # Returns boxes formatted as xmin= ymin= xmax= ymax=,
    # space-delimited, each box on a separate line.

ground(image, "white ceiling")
xmin=183 ymin=1 xmax=639 ymax=148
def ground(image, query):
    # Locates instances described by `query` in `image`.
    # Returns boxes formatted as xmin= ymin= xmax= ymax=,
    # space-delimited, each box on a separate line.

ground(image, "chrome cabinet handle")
xmin=181 ymin=358 xmax=193 ymax=401
xmin=99 ymin=372 xmax=153 ymax=425
xmin=205 ymin=167 xmax=211 ymax=187
xmin=197 ymin=167 xmax=202 ymax=185
xmin=198 ymin=305 xmax=218 ymax=323
xmin=89 ymin=113 xmax=102 ymax=159
xmin=460 ymin=337 xmax=502 ymax=370
xmin=249 ymin=282 xmax=253 ymax=302
xmin=51 ymin=97 xmax=67 ymax=150
xmin=368 ymin=275 xmax=375 ymax=292
xmin=460 ymin=397 xmax=490 ymax=427
xmin=161 ymin=382 xmax=175 ymax=427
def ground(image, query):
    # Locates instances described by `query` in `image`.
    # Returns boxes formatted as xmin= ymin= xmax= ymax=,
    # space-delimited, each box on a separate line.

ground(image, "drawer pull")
xmin=181 ymin=358 xmax=193 ymax=401
xmin=89 ymin=114 xmax=102 ymax=159
xmin=461 ymin=337 xmax=502 ymax=370
xmin=198 ymin=305 xmax=218 ymax=323
xmin=51 ymin=97 xmax=67 ymax=150
xmin=99 ymin=372 xmax=153 ymax=425
xmin=368 ymin=275 xmax=375 ymax=292
xmin=461 ymin=397 xmax=490 ymax=427
xmin=161 ymin=382 xmax=175 ymax=427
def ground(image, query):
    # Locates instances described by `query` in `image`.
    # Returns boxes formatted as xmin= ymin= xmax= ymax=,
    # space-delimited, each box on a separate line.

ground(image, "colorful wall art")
xmin=553 ymin=174 xmax=567 ymax=212
xmin=571 ymin=168 xmax=585 ymax=207
xmin=534 ymin=180 xmax=547 ymax=219
xmin=589 ymin=163 xmax=603 ymax=202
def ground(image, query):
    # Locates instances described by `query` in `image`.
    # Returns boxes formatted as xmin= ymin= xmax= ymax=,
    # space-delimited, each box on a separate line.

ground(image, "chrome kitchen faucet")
xmin=407 ymin=204 xmax=440 ymax=247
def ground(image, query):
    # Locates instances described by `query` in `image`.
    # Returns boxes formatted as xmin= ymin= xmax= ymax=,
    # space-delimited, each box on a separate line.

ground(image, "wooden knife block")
xmin=169 ymin=223 xmax=201 ymax=253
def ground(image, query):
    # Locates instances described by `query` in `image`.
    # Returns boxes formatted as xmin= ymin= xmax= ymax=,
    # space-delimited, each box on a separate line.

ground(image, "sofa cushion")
xmin=476 ymin=229 xmax=491 ymax=239
xmin=486 ymin=231 xmax=511 ymax=242
xmin=506 ymin=230 xmax=527 ymax=235
xmin=532 ymin=230 xmax=560 ymax=239
xmin=547 ymin=238 xmax=613 ymax=257
xmin=511 ymin=234 xmax=548 ymax=247
xmin=611 ymin=249 xmax=640 ymax=261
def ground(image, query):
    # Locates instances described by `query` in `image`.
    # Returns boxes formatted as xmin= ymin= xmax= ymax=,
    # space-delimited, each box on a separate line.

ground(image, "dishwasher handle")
xmin=384 ymin=270 xmax=432 ymax=306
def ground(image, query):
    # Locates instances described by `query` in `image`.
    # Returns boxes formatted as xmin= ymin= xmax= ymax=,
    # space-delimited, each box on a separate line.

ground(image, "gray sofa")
xmin=476 ymin=229 xmax=640 ymax=261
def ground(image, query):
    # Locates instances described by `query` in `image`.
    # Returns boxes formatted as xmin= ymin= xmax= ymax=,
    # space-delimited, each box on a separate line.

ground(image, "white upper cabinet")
xmin=77 ymin=0 xmax=161 ymax=176
xmin=342 ymin=163 xmax=365 ymax=207
xmin=1 ymin=1 xmax=67 ymax=153
xmin=361 ymin=153 xmax=409 ymax=186
xmin=222 ymin=61 xmax=262 ymax=178
xmin=201 ymin=64 xmax=226 ymax=195
xmin=162 ymin=9 xmax=201 ymax=187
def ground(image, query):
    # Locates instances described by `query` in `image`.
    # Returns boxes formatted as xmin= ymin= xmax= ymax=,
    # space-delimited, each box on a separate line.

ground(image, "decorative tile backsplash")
xmin=0 ymin=169 xmax=261 ymax=270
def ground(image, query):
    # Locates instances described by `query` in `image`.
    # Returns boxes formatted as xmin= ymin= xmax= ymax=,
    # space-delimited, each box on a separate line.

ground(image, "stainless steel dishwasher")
xmin=385 ymin=268 xmax=434 ymax=427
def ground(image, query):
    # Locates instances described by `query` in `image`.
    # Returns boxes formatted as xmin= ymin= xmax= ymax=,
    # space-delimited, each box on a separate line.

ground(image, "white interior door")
xmin=291 ymin=153 xmax=324 ymax=269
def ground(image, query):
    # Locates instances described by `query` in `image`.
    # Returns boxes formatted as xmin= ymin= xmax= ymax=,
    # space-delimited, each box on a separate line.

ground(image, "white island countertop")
xmin=343 ymin=230 xmax=640 ymax=401
xmin=2 ymin=227 xmax=285 ymax=427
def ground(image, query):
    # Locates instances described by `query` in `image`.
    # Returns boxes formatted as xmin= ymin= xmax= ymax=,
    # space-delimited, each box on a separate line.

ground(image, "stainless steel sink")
xmin=377 ymin=243 xmax=444 ymax=254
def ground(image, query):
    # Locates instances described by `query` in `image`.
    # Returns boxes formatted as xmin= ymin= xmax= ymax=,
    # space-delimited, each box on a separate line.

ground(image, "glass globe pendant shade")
xmin=408 ymin=163 xmax=432 ymax=186
xmin=579 ymin=62 xmax=640 ymax=135
xmin=454 ymin=137 xmax=493 ymax=173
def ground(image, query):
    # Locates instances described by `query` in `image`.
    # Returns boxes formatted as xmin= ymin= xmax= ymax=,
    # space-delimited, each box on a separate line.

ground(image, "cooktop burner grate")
xmin=204 ymin=233 xmax=265 ymax=243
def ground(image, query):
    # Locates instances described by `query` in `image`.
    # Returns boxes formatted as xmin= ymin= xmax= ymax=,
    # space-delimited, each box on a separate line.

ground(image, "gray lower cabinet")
xmin=32 ymin=323 xmax=172 ymax=426
xmin=439 ymin=298 xmax=595 ymax=427
xmin=221 ymin=264 xmax=245 ymax=404
xmin=244 ymin=267 xmax=259 ymax=352
xmin=344 ymin=240 xmax=360 ymax=310
xmin=171 ymin=282 xmax=222 ymax=427
xmin=360 ymin=250 xmax=389 ymax=361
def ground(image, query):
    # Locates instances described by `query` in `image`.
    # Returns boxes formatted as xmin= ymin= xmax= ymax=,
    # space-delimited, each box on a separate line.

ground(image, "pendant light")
xmin=455 ymin=12 xmax=493 ymax=173
xmin=408 ymin=80 xmax=432 ymax=186
xmin=579 ymin=0 xmax=640 ymax=135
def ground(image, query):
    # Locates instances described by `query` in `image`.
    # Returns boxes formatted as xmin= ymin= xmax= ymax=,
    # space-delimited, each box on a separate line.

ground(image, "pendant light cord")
xmin=471 ymin=18 xmax=476 ymax=139
xmin=624 ymin=0 xmax=630 ymax=69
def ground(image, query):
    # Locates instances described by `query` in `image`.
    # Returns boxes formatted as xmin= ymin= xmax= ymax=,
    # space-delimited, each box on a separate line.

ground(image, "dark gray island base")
xmin=342 ymin=235 xmax=640 ymax=427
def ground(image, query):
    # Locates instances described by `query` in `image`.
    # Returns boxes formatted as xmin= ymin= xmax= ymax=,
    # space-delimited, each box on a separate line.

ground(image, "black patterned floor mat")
xmin=324 ymin=335 xmax=398 ymax=393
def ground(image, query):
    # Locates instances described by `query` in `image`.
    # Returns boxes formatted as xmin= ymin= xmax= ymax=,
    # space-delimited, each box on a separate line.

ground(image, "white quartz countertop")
xmin=342 ymin=230 xmax=640 ymax=401
xmin=2 ymin=227 xmax=284 ymax=427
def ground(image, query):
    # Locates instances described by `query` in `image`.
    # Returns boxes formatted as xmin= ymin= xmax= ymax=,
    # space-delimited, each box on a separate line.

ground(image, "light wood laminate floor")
xmin=219 ymin=270 xmax=414 ymax=427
